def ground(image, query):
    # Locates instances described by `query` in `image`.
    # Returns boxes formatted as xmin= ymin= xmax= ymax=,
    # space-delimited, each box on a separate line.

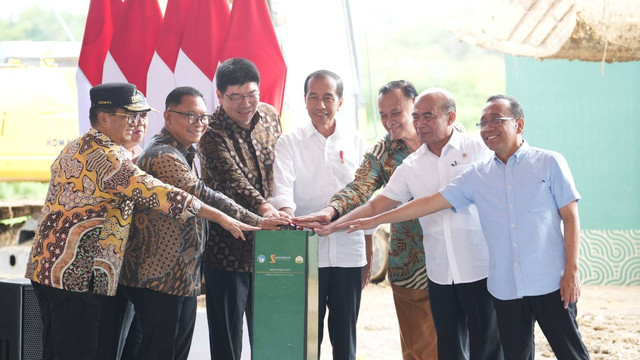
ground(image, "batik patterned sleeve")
xmin=142 ymin=147 xmax=260 ymax=226
xmin=98 ymin=145 xmax=202 ymax=221
xmin=328 ymin=138 xmax=386 ymax=216
xmin=198 ymin=127 xmax=266 ymax=212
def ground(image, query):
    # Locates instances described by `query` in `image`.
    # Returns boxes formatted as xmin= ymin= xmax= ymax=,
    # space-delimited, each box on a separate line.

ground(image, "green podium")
xmin=252 ymin=230 xmax=318 ymax=360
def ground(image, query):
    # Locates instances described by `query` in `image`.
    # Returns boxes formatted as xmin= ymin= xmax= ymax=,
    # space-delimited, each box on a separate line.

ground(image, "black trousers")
xmin=318 ymin=266 xmax=363 ymax=360
xmin=203 ymin=267 xmax=253 ymax=360
xmin=428 ymin=278 xmax=503 ymax=360
xmin=121 ymin=285 xmax=197 ymax=360
xmin=492 ymin=290 xmax=590 ymax=360
xmin=117 ymin=297 xmax=142 ymax=360
xmin=32 ymin=281 xmax=123 ymax=360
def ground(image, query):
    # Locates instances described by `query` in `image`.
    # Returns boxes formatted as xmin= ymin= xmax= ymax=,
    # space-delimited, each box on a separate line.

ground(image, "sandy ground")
xmin=189 ymin=283 xmax=638 ymax=359
xmin=327 ymin=283 xmax=640 ymax=360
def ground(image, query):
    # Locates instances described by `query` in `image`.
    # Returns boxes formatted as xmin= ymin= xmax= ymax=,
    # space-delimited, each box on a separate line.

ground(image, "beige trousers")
xmin=391 ymin=283 xmax=438 ymax=360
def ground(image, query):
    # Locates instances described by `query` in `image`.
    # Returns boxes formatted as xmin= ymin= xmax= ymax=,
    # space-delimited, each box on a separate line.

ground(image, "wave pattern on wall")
xmin=580 ymin=229 xmax=640 ymax=286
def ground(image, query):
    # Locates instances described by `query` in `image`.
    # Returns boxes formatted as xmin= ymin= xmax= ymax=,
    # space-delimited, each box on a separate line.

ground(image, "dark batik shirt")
xmin=198 ymin=103 xmax=282 ymax=272
xmin=120 ymin=129 xmax=260 ymax=296
xmin=329 ymin=133 xmax=428 ymax=289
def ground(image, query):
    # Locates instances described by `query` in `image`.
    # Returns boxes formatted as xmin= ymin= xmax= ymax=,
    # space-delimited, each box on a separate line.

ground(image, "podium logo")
xmin=269 ymin=254 xmax=292 ymax=263
xmin=257 ymin=255 xmax=266 ymax=263
xmin=295 ymin=256 xmax=304 ymax=264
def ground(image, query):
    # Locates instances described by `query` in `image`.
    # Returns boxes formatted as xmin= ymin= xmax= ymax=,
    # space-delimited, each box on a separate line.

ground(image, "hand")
xmin=257 ymin=217 xmax=291 ymax=230
xmin=361 ymin=262 xmax=372 ymax=289
xmin=294 ymin=207 xmax=337 ymax=229
xmin=313 ymin=222 xmax=337 ymax=237
xmin=276 ymin=211 xmax=293 ymax=220
xmin=337 ymin=217 xmax=378 ymax=233
xmin=220 ymin=216 xmax=260 ymax=240
xmin=560 ymin=267 xmax=581 ymax=309
xmin=258 ymin=202 xmax=287 ymax=219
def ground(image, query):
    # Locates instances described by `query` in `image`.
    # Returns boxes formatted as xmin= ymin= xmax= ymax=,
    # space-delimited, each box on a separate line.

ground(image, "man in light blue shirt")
xmin=340 ymin=94 xmax=590 ymax=360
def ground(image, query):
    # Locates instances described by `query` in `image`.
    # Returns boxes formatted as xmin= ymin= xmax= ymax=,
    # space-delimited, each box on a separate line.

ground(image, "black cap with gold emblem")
xmin=90 ymin=82 xmax=152 ymax=112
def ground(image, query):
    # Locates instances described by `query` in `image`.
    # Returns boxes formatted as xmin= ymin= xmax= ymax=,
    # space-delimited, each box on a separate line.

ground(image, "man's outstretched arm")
xmin=339 ymin=192 xmax=452 ymax=232
xmin=304 ymin=195 xmax=400 ymax=236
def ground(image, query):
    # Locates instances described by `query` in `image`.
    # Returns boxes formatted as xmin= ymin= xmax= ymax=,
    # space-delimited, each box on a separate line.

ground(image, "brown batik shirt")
xmin=119 ymin=129 xmax=261 ymax=296
xmin=198 ymin=103 xmax=282 ymax=272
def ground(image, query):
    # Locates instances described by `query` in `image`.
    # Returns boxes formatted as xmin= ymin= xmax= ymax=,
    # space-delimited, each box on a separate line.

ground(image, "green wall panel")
xmin=505 ymin=56 xmax=640 ymax=285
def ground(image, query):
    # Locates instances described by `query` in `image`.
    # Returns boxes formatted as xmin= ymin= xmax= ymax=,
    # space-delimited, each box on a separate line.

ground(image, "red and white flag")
xmin=76 ymin=0 xmax=121 ymax=134
xmin=102 ymin=0 xmax=162 ymax=95
xmin=144 ymin=0 xmax=194 ymax=144
xmin=174 ymin=0 xmax=230 ymax=112
xmin=220 ymin=0 xmax=287 ymax=113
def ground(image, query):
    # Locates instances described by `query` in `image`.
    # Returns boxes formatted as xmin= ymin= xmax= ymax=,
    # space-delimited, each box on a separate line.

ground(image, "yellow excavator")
xmin=0 ymin=41 xmax=79 ymax=182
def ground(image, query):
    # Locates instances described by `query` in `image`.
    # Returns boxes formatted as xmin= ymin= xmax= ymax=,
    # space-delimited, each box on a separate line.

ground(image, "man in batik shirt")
xmin=296 ymin=80 xmax=438 ymax=360
xmin=25 ymin=83 xmax=258 ymax=360
xmin=197 ymin=58 xmax=289 ymax=360
xmin=119 ymin=86 xmax=285 ymax=360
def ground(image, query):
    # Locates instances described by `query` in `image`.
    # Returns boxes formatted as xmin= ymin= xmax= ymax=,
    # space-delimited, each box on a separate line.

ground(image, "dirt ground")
xmin=328 ymin=283 xmax=640 ymax=360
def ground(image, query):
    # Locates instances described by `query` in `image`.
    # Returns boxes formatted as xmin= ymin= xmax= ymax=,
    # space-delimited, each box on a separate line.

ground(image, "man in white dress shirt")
xmin=271 ymin=70 xmax=368 ymax=360
xmin=319 ymin=88 xmax=503 ymax=360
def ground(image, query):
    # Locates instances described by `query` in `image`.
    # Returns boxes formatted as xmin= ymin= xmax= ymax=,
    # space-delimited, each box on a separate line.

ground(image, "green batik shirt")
xmin=329 ymin=134 xmax=427 ymax=289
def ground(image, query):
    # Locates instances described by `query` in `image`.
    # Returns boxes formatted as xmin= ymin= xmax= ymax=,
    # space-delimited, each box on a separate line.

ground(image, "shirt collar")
xmin=492 ymin=139 xmax=530 ymax=164
xmin=89 ymin=127 xmax=115 ymax=147
xmin=158 ymin=128 xmax=197 ymax=163
xmin=417 ymin=127 xmax=462 ymax=156
xmin=445 ymin=127 xmax=463 ymax=152
xmin=302 ymin=119 xmax=342 ymax=140
xmin=386 ymin=133 xmax=411 ymax=153
xmin=512 ymin=139 xmax=530 ymax=163
xmin=215 ymin=105 xmax=262 ymax=131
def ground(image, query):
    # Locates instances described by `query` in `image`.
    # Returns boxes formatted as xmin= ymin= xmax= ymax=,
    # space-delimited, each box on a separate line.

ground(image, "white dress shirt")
xmin=271 ymin=121 xmax=368 ymax=268
xmin=381 ymin=130 xmax=493 ymax=285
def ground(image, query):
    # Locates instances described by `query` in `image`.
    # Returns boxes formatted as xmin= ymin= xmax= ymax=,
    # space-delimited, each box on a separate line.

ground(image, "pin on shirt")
xmin=451 ymin=153 xmax=469 ymax=166
xmin=339 ymin=150 xmax=345 ymax=164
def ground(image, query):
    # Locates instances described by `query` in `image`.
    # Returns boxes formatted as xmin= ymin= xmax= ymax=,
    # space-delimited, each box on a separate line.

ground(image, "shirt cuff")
xmin=180 ymin=197 xmax=202 ymax=221
xmin=269 ymin=195 xmax=296 ymax=213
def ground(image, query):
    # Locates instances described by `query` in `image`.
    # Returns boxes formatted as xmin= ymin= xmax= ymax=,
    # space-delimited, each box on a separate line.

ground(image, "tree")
xmin=0 ymin=6 xmax=86 ymax=42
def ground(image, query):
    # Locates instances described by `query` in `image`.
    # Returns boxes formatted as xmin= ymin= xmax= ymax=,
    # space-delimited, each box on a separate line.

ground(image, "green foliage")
xmin=0 ymin=182 xmax=48 ymax=201
xmin=0 ymin=6 xmax=86 ymax=41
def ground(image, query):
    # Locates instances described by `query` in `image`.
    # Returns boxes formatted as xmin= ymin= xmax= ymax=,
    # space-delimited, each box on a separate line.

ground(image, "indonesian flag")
xmin=219 ymin=0 xmax=287 ymax=113
xmin=144 ymin=0 xmax=194 ymax=144
xmin=76 ymin=0 xmax=121 ymax=134
xmin=102 ymin=0 xmax=162 ymax=95
xmin=174 ymin=0 xmax=230 ymax=112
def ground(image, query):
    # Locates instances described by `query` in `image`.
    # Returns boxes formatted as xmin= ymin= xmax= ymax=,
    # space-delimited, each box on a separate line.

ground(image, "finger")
xmin=271 ymin=218 xmax=291 ymax=225
xmin=296 ymin=221 xmax=324 ymax=229
xmin=314 ymin=229 xmax=328 ymax=236
xmin=294 ymin=215 xmax=317 ymax=222
xmin=336 ymin=221 xmax=353 ymax=230
xmin=243 ymin=224 xmax=261 ymax=231
xmin=345 ymin=224 xmax=359 ymax=233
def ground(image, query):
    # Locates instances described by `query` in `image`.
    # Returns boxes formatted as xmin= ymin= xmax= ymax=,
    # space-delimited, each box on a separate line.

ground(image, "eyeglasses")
xmin=167 ymin=109 xmax=212 ymax=125
xmin=475 ymin=117 xmax=516 ymax=130
xmin=112 ymin=112 xmax=148 ymax=125
xmin=223 ymin=91 xmax=260 ymax=104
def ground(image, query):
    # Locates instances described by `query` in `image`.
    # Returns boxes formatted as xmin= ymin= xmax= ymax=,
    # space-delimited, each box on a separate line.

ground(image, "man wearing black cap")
xmin=25 ymin=82 xmax=260 ymax=360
